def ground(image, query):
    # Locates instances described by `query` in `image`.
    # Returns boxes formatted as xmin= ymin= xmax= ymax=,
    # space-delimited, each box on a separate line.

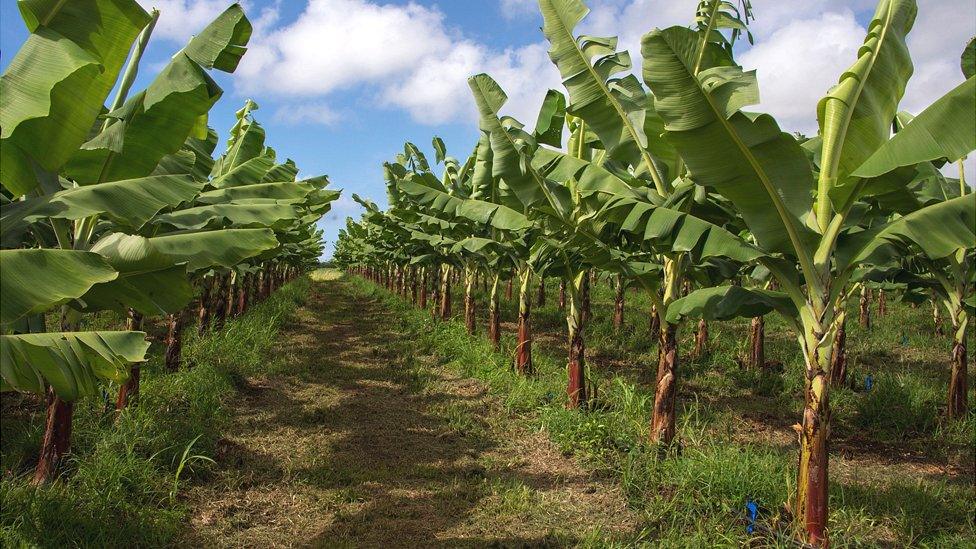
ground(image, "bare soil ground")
xmin=181 ymin=276 xmax=636 ymax=548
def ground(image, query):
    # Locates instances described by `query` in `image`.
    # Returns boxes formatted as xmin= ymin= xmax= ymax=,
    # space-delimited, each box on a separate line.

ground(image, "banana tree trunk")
xmin=212 ymin=273 xmax=229 ymax=331
xmin=750 ymin=316 xmax=765 ymax=368
xmin=225 ymin=271 xmax=237 ymax=318
xmin=651 ymin=322 xmax=678 ymax=444
xmin=439 ymin=264 xmax=452 ymax=320
xmin=558 ymin=279 xmax=566 ymax=309
xmin=830 ymin=313 xmax=847 ymax=387
xmin=34 ymin=313 xmax=78 ymax=484
xmin=581 ymin=270 xmax=591 ymax=325
xmin=796 ymin=318 xmax=836 ymax=548
xmin=537 ymin=276 xmax=546 ymax=307
xmin=418 ymin=267 xmax=428 ymax=310
xmin=613 ymin=274 xmax=625 ymax=332
xmin=488 ymin=272 xmax=501 ymax=351
xmin=164 ymin=309 xmax=188 ymax=372
xmin=858 ymin=286 xmax=871 ymax=329
xmin=692 ymin=318 xmax=708 ymax=358
xmin=515 ymin=266 xmax=533 ymax=375
xmin=33 ymin=387 xmax=73 ymax=484
xmin=430 ymin=268 xmax=440 ymax=318
xmin=197 ymin=277 xmax=213 ymax=335
xmin=464 ymin=265 xmax=476 ymax=335
xmin=566 ymin=272 xmax=587 ymax=408
xmin=877 ymin=289 xmax=887 ymax=317
xmin=650 ymin=304 xmax=660 ymax=338
xmin=410 ymin=266 xmax=418 ymax=304
xmin=116 ymin=309 xmax=144 ymax=410
xmin=947 ymin=305 xmax=969 ymax=419
xmin=933 ymin=297 xmax=944 ymax=336
xmin=236 ymin=273 xmax=249 ymax=316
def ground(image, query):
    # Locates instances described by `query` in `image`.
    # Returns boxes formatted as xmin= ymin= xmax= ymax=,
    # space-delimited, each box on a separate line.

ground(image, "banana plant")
xmin=536 ymin=0 xmax=757 ymax=439
xmin=641 ymin=1 xmax=974 ymax=543
xmin=0 ymin=1 xmax=258 ymax=483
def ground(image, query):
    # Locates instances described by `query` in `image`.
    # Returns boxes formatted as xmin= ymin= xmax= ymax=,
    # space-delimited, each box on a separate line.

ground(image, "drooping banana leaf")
xmin=79 ymin=233 xmax=194 ymax=315
xmin=837 ymin=195 xmax=976 ymax=270
xmin=665 ymin=285 xmax=798 ymax=324
xmin=0 ymin=175 xmax=204 ymax=237
xmin=145 ymin=228 xmax=279 ymax=272
xmin=1 ymin=331 xmax=150 ymax=400
xmin=1 ymin=249 xmax=117 ymax=327
xmin=152 ymin=203 xmax=301 ymax=231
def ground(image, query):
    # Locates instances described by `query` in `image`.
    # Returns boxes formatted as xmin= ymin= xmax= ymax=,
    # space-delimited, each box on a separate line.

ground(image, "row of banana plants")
xmin=334 ymin=0 xmax=974 ymax=545
xmin=0 ymin=2 xmax=338 ymax=484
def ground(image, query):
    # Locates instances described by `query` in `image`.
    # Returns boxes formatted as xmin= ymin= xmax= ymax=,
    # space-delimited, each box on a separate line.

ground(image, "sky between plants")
xmin=2 ymin=0 xmax=973 ymax=258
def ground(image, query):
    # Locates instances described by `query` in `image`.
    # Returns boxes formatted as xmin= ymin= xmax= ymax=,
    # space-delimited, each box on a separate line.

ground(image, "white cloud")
xmin=738 ymin=10 xmax=865 ymax=135
xmin=273 ymin=102 xmax=342 ymax=125
xmin=234 ymin=0 xmax=562 ymax=128
xmin=499 ymin=0 xmax=537 ymax=19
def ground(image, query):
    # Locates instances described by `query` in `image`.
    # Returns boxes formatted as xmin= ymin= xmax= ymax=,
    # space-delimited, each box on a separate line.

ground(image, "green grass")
xmin=348 ymin=273 xmax=975 ymax=547
xmin=0 ymin=277 xmax=310 ymax=548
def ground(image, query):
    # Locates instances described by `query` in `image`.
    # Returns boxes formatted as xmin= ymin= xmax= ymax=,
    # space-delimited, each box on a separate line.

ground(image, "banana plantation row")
xmin=334 ymin=0 xmax=975 ymax=546
xmin=0 ymin=3 xmax=339 ymax=486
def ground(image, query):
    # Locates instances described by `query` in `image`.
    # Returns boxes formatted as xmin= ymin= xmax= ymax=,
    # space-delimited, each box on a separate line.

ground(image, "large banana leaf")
xmin=0 ymin=0 xmax=150 ymax=196
xmin=665 ymin=285 xmax=798 ymax=324
xmin=851 ymin=77 xmax=975 ymax=178
xmin=146 ymin=228 xmax=279 ymax=271
xmin=80 ymin=233 xmax=194 ymax=315
xmin=0 ymin=249 xmax=117 ymax=327
xmin=182 ymin=3 xmax=251 ymax=71
xmin=539 ymin=0 xmax=663 ymax=186
xmin=468 ymin=74 xmax=549 ymax=211
xmin=642 ymin=26 xmax=817 ymax=258
xmin=195 ymin=181 xmax=316 ymax=204
xmin=533 ymin=89 xmax=566 ymax=148
xmin=1 ymin=331 xmax=149 ymax=400
xmin=398 ymin=175 xmax=531 ymax=231
xmin=0 ymin=175 xmax=204 ymax=237
xmin=820 ymin=0 xmax=916 ymax=211
xmin=64 ymin=5 xmax=252 ymax=184
xmin=838 ymin=195 xmax=976 ymax=269
xmin=262 ymin=159 xmax=300 ymax=183
xmin=210 ymin=154 xmax=275 ymax=188
xmin=152 ymin=203 xmax=301 ymax=230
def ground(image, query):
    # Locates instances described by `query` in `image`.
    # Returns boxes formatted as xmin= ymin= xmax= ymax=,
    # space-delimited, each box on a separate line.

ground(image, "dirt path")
xmin=182 ymin=275 xmax=636 ymax=548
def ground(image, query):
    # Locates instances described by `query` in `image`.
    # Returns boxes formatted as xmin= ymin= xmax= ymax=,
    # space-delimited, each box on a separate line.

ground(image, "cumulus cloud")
xmin=233 ymin=0 xmax=562 ymax=128
xmin=272 ymin=102 xmax=342 ymax=126
xmin=738 ymin=10 xmax=865 ymax=135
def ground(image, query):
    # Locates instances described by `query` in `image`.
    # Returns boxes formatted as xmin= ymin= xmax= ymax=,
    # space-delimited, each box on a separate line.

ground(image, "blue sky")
xmin=3 ymin=1 xmax=973 ymax=257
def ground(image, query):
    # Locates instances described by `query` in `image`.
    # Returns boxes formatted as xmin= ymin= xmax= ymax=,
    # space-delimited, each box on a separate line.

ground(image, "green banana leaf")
xmin=80 ymin=233 xmax=194 ymax=315
xmin=820 ymin=0 xmax=916 ymax=210
xmin=1 ymin=331 xmax=150 ymax=400
xmin=642 ymin=26 xmax=817 ymax=257
xmin=0 ymin=175 xmax=204 ymax=237
xmin=838 ymin=195 xmax=976 ymax=269
xmin=1 ymin=249 xmax=118 ymax=327
xmin=146 ymin=228 xmax=279 ymax=271
xmin=665 ymin=285 xmax=798 ymax=324
xmin=1 ymin=0 xmax=150 ymax=196
xmin=152 ymin=203 xmax=301 ymax=231
xmin=852 ymin=77 xmax=975 ymax=178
